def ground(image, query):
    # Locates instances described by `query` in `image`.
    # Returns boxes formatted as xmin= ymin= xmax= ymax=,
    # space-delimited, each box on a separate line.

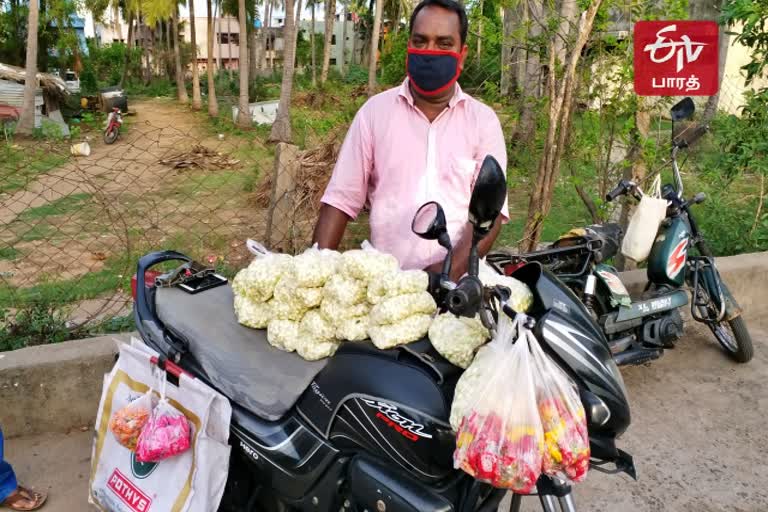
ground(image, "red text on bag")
xmin=634 ymin=21 xmax=718 ymax=96
xmin=107 ymin=469 xmax=152 ymax=512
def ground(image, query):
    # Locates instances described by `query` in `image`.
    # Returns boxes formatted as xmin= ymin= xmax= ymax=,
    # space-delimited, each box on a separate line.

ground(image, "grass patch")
xmin=16 ymin=224 xmax=58 ymax=243
xmin=0 ymin=247 xmax=20 ymax=260
xmin=174 ymin=169 xmax=249 ymax=197
xmin=0 ymin=145 xmax=69 ymax=195
xmin=18 ymin=193 xmax=92 ymax=221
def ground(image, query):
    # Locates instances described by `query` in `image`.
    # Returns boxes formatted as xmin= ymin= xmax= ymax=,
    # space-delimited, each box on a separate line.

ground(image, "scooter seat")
xmin=155 ymin=284 xmax=328 ymax=421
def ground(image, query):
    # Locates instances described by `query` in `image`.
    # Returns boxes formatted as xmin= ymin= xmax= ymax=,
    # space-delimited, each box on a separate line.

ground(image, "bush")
xmin=0 ymin=302 xmax=71 ymax=352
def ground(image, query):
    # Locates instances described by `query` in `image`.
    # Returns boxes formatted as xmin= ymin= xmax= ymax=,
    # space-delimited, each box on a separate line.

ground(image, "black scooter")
xmin=488 ymin=97 xmax=753 ymax=365
xmin=133 ymin=156 xmax=635 ymax=512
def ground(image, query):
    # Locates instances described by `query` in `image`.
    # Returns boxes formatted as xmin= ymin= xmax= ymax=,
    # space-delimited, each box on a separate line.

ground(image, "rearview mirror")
xmin=671 ymin=97 xmax=695 ymax=122
xmin=468 ymin=155 xmax=507 ymax=239
xmin=412 ymin=201 xmax=451 ymax=249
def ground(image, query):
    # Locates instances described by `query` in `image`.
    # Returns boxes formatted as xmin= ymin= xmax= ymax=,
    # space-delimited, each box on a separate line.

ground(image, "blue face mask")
xmin=406 ymin=48 xmax=462 ymax=96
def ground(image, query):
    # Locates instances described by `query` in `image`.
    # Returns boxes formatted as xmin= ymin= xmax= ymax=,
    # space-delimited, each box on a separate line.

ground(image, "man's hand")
xmin=312 ymin=204 xmax=351 ymax=250
xmin=424 ymin=217 xmax=503 ymax=282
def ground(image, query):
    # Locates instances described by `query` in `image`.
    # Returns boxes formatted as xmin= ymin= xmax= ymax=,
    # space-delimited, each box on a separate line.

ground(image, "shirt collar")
xmin=398 ymin=78 xmax=467 ymax=109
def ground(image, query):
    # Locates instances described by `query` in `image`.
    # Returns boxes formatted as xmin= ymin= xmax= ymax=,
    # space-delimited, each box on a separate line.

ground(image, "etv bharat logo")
xmin=634 ymin=21 xmax=718 ymax=96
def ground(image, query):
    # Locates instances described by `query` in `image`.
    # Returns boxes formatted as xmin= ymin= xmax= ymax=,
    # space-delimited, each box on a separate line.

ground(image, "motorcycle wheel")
xmin=695 ymin=288 xmax=754 ymax=363
xmin=103 ymin=127 xmax=119 ymax=144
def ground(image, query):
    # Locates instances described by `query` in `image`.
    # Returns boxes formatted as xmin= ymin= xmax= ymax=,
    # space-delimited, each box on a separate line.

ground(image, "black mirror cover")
xmin=671 ymin=97 xmax=695 ymax=122
xmin=468 ymin=155 xmax=507 ymax=237
xmin=411 ymin=201 xmax=448 ymax=241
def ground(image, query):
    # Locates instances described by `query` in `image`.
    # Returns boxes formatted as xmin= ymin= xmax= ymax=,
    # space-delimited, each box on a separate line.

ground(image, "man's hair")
xmin=409 ymin=0 xmax=469 ymax=45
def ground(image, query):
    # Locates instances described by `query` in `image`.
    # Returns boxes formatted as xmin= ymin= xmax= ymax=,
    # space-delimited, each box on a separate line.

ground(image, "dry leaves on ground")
xmin=159 ymin=144 xmax=240 ymax=170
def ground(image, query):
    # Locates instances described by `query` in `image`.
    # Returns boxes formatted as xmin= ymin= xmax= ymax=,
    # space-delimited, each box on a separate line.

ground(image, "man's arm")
xmin=312 ymin=204 xmax=351 ymax=250
xmin=425 ymin=216 xmax=503 ymax=281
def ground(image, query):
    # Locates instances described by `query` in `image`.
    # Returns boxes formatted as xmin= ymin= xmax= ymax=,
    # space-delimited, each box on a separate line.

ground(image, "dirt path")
xmin=0 ymin=98 xmax=211 ymax=226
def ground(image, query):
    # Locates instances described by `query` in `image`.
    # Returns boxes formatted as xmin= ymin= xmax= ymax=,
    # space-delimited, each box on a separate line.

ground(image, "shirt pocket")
xmin=443 ymin=156 xmax=479 ymax=202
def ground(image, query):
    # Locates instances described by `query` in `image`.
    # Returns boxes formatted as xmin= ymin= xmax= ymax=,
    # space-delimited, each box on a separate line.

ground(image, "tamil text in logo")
xmin=634 ymin=21 xmax=718 ymax=96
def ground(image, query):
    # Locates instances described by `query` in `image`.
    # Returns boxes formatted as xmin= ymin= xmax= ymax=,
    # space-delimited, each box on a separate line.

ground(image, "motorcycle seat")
xmin=155 ymin=284 xmax=328 ymax=421
xmin=552 ymin=222 xmax=622 ymax=263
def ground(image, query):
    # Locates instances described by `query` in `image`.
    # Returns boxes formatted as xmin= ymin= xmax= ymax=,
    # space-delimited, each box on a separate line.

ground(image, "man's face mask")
xmin=406 ymin=47 xmax=462 ymax=96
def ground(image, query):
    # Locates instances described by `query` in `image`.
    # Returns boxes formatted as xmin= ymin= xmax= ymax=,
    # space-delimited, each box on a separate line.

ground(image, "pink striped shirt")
xmin=321 ymin=78 xmax=509 ymax=270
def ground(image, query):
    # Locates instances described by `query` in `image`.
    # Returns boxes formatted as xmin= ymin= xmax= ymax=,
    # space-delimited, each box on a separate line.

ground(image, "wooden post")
xmin=266 ymin=143 xmax=300 ymax=251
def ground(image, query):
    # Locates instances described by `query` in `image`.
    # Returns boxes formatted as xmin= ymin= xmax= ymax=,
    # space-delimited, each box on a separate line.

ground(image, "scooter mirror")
xmin=468 ymin=155 xmax=507 ymax=239
xmin=412 ymin=201 xmax=448 ymax=244
xmin=670 ymin=97 xmax=695 ymax=121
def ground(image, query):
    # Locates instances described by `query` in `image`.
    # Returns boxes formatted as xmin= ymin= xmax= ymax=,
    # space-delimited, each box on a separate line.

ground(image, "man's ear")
xmin=459 ymin=44 xmax=469 ymax=71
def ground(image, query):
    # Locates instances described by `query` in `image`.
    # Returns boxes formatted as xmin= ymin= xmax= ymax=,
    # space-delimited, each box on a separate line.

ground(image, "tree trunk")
xmin=350 ymin=18 xmax=357 ymax=65
xmin=237 ymin=0 xmax=251 ymax=125
xmin=227 ymin=16 xmax=233 ymax=77
xmin=515 ymin=0 xmax=541 ymax=146
xmin=114 ymin=2 xmax=123 ymax=41
xmin=250 ymin=20 xmax=259 ymax=78
xmin=120 ymin=11 xmax=135 ymax=87
xmin=173 ymin=4 xmax=189 ymax=103
xmin=339 ymin=5 xmax=347 ymax=75
xmin=514 ymin=1 xmax=528 ymax=95
xmin=17 ymin=0 xmax=39 ymax=134
xmin=269 ymin=0 xmax=297 ymax=142
xmin=294 ymin=0 xmax=303 ymax=68
xmin=367 ymin=0 xmax=383 ymax=96
xmin=393 ymin=0 xmax=402 ymax=35
xmin=189 ymin=0 xmax=203 ymax=110
xmin=615 ymin=98 xmax=649 ymax=270
xmin=258 ymin=0 xmax=269 ymax=69
xmin=703 ymin=21 xmax=729 ymax=120
xmin=311 ymin=2 xmax=317 ymax=84
xmin=521 ymin=0 xmax=603 ymax=251
xmin=321 ymin=0 xmax=335 ymax=82
xmin=554 ymin=0 xmax=578 ymax=66
xmin=215 ymin=0 xmax=222 ymax=70
xmin=207 ymin=0 xmax=219 ymax=116
xmin=500 ymin=6 xmax=514 ymax=97
xmin=164 ymin=19 xmax=172 ymax=77
xmin=476 ymin=0 xmax=483 ymax=62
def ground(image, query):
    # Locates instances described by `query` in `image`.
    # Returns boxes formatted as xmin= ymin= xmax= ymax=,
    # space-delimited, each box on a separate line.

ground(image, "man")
xmin=1 ymin=428 xmax=47 ymax=510
xmin=313 ymin=0 xmax=508 ymax=280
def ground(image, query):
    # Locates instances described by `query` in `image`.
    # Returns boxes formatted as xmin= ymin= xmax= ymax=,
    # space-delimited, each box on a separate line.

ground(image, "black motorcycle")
xmin=133 ymin=156 xmax=635 ymax=512
xmin=488 ymin=97 xmax=753 ymax=366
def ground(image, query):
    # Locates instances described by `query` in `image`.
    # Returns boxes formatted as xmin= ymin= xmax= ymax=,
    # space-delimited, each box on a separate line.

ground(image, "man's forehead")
xmin=411 ymin=5 xmax=461 ymax=38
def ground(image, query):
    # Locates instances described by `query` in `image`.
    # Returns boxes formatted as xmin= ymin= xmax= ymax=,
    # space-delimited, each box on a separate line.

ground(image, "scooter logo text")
xmin=361 ymin=399 xmax=433 ymax=441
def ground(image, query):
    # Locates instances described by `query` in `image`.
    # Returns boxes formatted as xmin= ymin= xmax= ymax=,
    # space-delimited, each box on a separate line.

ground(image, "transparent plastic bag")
xmin=368 ymin=314 xmax=432 ymax=349
xmin=233 ymin=295 xmax=273 ymax=329
xmin=135 ymin=399 xmax=191 ymax=463
xmin=232 ymin=240 xmax=294 ymax=303
xmin=291 ymin=244 xmax=342 ymax=288
xmin=453 ymin=315 xmax=544 ymax=492
xmin=320 ymin=299 xmax=370 ymax=326
xmin=336 ymin=316 xmax=369 ymax=341
xmin=300 ymin=310 xmax=337 ymax=343
xmin=527 ymin=327 xmax=590 ymax=484
xmin=341 ymin=240 xmax=399 ymax=282
xmin=108 ymin=390 xmax=155 ymax=451
xmin=324 ymin=274 xmax=367 ymax=306
xmin=429 ymin=314 xmax=489 ymax=369
xmin=478 ymin=259 xmax=534 ymax=313
xmin=367 ymin=270 xmax=428 ymax=304
xmin=369 ymin=292 xmax=436 ymax=326
xmin=267 ymin=319 xmax=301 ymax=352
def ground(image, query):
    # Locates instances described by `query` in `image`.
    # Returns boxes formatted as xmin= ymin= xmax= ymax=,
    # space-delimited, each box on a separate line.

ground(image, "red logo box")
xmin=634 ymin=20 xmax=719 ymax=96
xmin=107 ymin=469 xmax=152 ymax=512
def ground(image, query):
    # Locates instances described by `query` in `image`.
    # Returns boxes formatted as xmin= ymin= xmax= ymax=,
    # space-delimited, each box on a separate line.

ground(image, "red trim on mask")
xmin=406 ymin=47 xmax=462 ymax=97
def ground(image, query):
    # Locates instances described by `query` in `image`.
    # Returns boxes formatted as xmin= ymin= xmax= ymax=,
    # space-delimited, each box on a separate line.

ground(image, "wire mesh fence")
xmin=0 ymin=98 xmax=364 ymax=338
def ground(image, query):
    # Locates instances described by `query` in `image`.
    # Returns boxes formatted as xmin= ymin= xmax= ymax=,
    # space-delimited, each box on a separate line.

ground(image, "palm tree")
xmin=188 ymin=0 xmax=203 ymax=109
xmin=206 ymin=0 xmax=219 ymax=116
xmin=320 ymin=0 xmax=335 ymax=82
xmin=172 ymin=3 xmax=189 ymax=102
xmin=269 ymin=0 xmax=297 ymax=141
xmin=237 ymin=0 xmax=251 ymax=125
xmin=17 ymin=0 xmax=39 ymax=134
xmin=367 ymin=0 xmax=382 ymax=96
xmin=339 ymin=3 xmax=346 ymax=75
xmin=293 ymin=0 xmax=302 ymax=67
